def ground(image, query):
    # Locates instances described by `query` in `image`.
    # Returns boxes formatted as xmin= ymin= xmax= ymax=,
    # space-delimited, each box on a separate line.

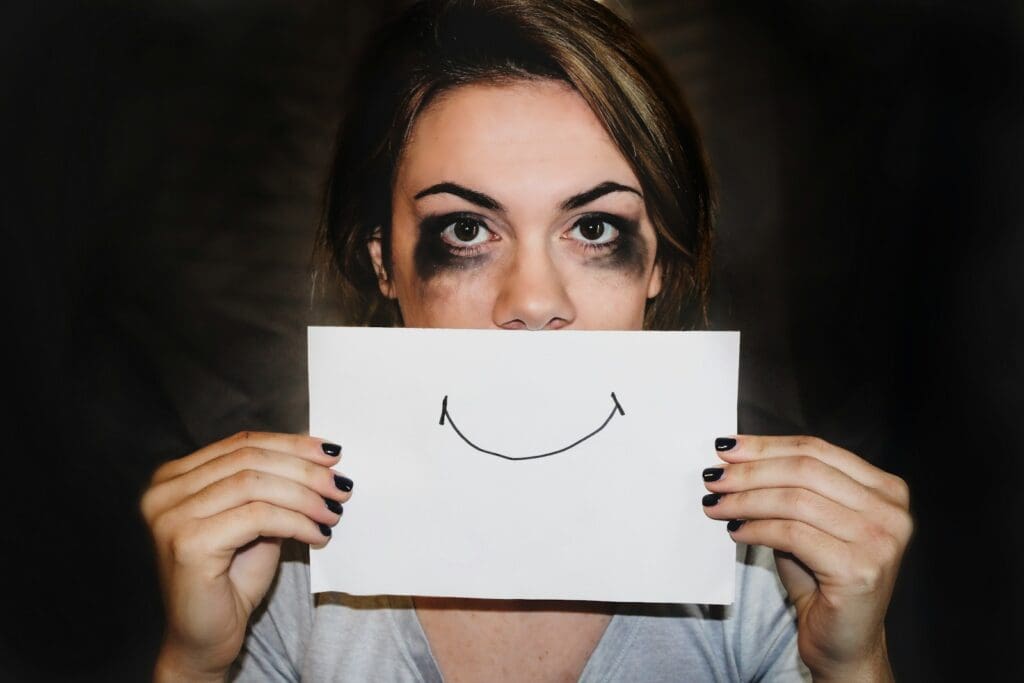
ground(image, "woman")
xmin=142 ymin=1 xmax=913 ymax=680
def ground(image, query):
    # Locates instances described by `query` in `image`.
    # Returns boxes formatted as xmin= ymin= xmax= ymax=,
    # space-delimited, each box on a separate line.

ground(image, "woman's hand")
xmin=140 ymin=432 xmax=353 ymax=682
xmin=701 ymin=435 xmax=913 ymax=682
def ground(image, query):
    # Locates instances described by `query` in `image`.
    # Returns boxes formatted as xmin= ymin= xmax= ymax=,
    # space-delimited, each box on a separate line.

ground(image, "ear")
xmin=646 ymin=259 xmax=663 ymax=299
xmin=367 ymin=228 xmax=397 ymax=299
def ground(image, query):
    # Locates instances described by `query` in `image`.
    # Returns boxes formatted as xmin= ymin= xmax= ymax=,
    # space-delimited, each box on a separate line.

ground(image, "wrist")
xmin=153 ymin=643 xmax=229 ymax=683
xmin=808 ymin=638 xmax=894 ymax=683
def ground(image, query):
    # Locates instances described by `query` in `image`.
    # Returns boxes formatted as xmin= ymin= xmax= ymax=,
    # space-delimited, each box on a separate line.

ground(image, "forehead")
xmin=395 ymin=80 xmax=639 ymax=202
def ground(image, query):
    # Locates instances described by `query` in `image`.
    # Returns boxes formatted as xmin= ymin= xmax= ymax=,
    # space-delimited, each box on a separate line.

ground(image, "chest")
xmin=414 ymin=599 xmax=613 ymax=683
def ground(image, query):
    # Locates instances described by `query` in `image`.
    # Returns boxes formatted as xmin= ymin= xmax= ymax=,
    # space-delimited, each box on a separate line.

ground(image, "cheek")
xmin=393 ymin=267 xmax=500 ymax=328
xmin=566 ymin=270 xmax=651 ymax=329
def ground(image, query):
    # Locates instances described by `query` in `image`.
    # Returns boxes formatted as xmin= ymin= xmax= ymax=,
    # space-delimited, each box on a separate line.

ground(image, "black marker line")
xmin=439 ymin=392 xmax=625 ymax=461
xmin=611 ymin=391 xmax=624 ymax=416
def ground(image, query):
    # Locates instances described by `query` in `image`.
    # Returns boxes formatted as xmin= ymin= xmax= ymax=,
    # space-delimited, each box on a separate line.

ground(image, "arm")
xmin=702 ymin=435 xmax=912 ymax=682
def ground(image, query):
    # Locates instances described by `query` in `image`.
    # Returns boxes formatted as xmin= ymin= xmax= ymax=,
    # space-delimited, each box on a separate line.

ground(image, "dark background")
xmin=2 ymin=1 xmax=1021 ymax=680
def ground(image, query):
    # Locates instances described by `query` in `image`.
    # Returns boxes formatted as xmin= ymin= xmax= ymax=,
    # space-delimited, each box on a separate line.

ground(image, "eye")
xmin=567 ymin=215 xmax=620 ymax=245
xmin=440 ymin=217 xmax=492 ymax=247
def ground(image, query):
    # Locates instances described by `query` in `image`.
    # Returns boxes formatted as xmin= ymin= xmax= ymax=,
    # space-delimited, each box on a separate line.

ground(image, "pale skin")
xmin=144 ymin=81 xmax=912 ymax=682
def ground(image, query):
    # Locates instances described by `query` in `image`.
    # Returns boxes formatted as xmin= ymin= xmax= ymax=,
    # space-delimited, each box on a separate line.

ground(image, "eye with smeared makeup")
xmin=564 ymin=212 xmax=631 ymax=253
xmin=424 ymin=211 xmax=632 ymax=256
xmin=413 ymin=212 xmax=498 ymax=277
xmin=435 ymin=214 xmax=497 ymax=255
xmin=562 ymin=212 xmax=646 ymax=275
xmin=414 ymin=208 xmax=646 ymax=279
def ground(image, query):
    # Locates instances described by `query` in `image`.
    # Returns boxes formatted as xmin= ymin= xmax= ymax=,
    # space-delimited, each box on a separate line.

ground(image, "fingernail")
xmin=334 ymin=475 xmax=354 ymax=492
xmin=702 ymin=493 xmax=722 ymax=507
xmin=727 ymin=519 xmax=746 ymax=532
xmin=318 ymin=523 xmax=332 ymax=537
xmin=322 ymin=443 xmax=342 ymax=457
xmin=324 ymin=498 xmax=342 ymax=514
xmin=715 ymin=437 xmax=737 ymax=452
xmin=702 ymin=467 xmax=725 ymax=482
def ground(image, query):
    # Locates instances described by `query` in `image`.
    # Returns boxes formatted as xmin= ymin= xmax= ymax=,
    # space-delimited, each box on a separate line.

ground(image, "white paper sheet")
xmin=308 ymin=327 xmax=739 ymax=604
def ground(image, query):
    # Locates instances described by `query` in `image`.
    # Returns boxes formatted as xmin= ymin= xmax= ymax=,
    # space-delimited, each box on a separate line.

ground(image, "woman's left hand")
xmin=702 ymin=435 xmax=913 ymax=682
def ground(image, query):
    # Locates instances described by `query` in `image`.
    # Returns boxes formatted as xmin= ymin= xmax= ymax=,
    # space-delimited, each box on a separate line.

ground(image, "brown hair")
xmin=316 ymin=0 xmax=714 ymax=329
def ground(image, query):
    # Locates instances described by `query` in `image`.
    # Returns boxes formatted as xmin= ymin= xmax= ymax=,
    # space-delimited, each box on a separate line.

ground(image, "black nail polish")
xmin=715 ymin=437 xmax=737 ymax=452
xmin=702 ymin=467 xmax=724 ymax=482
xmin=334 ymin=475 xmax=354 ymax=492
xmin=702 ymin=493 xmax=722 ymax=507
xmin=324 ymin=498 xmax=342 ymax=514
xmin=318 ymin=523 xmax=332 ymax=537
xmin=322 ymin=443 xmax=342 ymax=456
xmin=727 ymin=519 xmax=746 ymax=532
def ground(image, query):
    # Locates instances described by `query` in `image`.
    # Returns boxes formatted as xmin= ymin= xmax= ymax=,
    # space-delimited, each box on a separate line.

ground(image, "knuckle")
xmin=795 ymin=435 xmax=824 ymax=452
xmin=879 ymin=533 xmax=903 ymax=564
xmin=793 ymin=455 xmax=819 ymax=476
xmin=230 ymin=430 xmax=271 ymax=445
xmin=231 ymin=446 xmax=268 ymax=467
xmin=308 ymin=491 xmax=331 ymax=517
xmin=787 ymin=488 xmax=816 ymax=515
xmin=783 ymin=488 xmax=805 ymax=509
xmin=899 ymin=512 xmax=916 ymax=543
xmin=850 ymin=561 xmax=883 ymax=592
xmin=246 ymin=500 xmax=275 ymax=523
xmin=862 ymin=519 xmax=908 ymax=566
xmin=302 ymin=460 xmax=327 ymax=487
xmin=148 ymin=462 xmax=171 ymax=486
xmin=782 ymin=520 xmax=804 ymax=548
xmin=885 ymin=510 xmax=914 ymax=547
xmin=232 ymin=430 xmax=255 ymax=443
xmin=150 ymin=511 xmax=175 ymax=541
xmin=724 ymin=489 xmax=747 ymax=509
xmin=866 ymin=522 xmax=897 ymax=552
xmin=236 ymin=468 xmax=264 ymax=489
xmin=168 ymin=523 xmax=204 ymax=564
xmin=223 ymin=448 xmax=247 ymax=468
xmin=886 ymin=475 xmax=911 ymax=506
xmin=139 ymin=488 xmax=159 ymax=522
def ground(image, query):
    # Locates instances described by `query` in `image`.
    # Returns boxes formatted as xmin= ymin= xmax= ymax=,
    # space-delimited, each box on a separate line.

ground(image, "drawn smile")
xmin=438 ymin=392 xmax=626 ymax=461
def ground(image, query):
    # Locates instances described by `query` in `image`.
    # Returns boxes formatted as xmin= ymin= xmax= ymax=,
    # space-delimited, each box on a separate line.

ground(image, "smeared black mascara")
xmin=578 ymin=213 xmax=647 ymax=277
xmin=414 ymin=213 xmax=490 ymax=279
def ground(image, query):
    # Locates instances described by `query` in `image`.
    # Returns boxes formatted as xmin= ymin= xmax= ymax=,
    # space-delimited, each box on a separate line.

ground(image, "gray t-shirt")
xmin=230 ymin=541 xmax=811 ymax=682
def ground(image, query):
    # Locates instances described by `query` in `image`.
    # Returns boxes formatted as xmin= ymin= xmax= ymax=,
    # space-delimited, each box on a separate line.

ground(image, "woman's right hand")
xmin=141 ymin=432 xmax=352 ymax=681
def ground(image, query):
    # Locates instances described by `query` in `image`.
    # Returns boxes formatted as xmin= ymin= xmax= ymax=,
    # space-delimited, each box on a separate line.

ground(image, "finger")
xmin=704 ymin=455 xmax=879 ymax=513
xmin=169 ymin=503 xmax=333 ymax=569
xmin=726 ymin=518 xmax=852 ymax=581
xmin=715 ymin=435 xmax=909 ymax=506
xmin=169 ymin=469 xmax=344 ymax=529
xmin=151 ymin=432 xmax=342 ymax=484
xmin=703 ymin=487 xmax=864 ymax=542
xmin=145 ymin=447 xmax=353 ymax=520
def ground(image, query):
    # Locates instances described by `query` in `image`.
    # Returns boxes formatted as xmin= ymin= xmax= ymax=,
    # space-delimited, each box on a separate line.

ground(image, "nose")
xmin=492 ymin=242 xmax=576 ymax=330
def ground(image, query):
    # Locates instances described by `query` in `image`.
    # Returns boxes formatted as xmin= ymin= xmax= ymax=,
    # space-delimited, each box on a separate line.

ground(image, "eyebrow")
xmin=561 ymin=181 xmax=643 ymax=210
xmin=412 ymin=180 xmax=643 ymax=212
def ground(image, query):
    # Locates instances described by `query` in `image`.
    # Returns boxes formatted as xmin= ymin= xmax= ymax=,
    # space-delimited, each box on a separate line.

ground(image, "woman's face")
xmin=371 ymin=79 xmax=662 ymax=330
